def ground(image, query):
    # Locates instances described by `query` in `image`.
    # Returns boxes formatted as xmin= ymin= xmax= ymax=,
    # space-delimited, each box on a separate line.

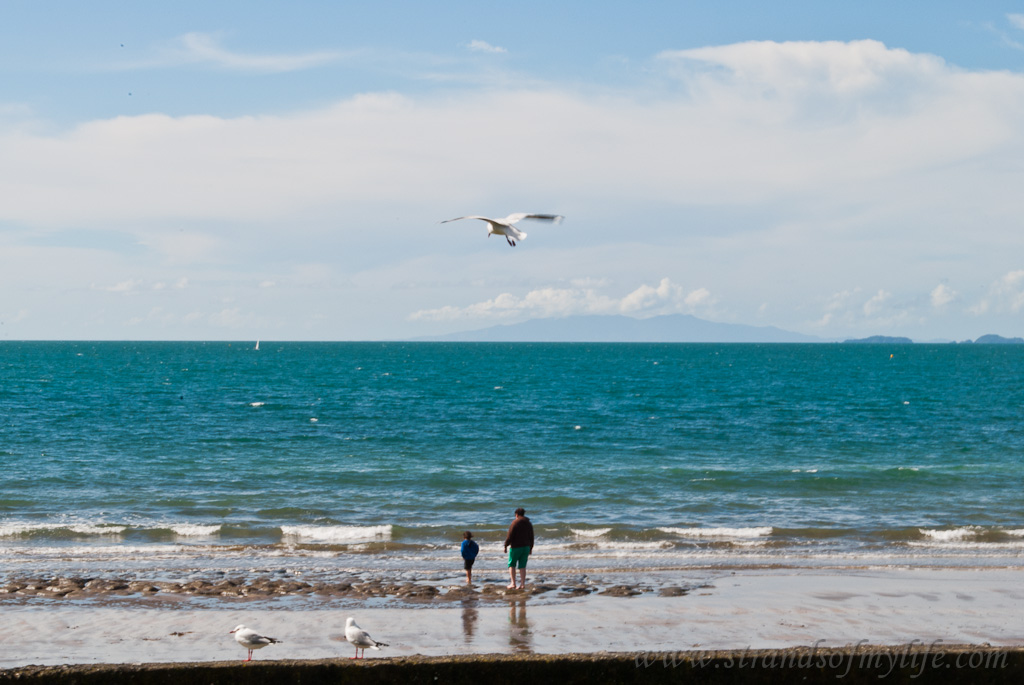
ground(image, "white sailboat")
xmin=254 ymin=340 xmax=260 ymax=351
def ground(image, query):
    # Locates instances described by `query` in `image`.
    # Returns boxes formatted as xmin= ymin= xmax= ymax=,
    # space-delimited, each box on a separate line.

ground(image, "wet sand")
xmin=1 ymin=567 xmax=1023 ymax=668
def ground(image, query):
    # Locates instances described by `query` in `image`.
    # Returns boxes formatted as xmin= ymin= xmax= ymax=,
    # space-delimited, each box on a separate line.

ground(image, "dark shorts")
xmin=463 ymin=558 xmax=476 ymax=570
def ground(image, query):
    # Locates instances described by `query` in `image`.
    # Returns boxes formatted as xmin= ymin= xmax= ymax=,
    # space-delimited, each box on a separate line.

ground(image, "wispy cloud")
xmin=465 ymin=39 xmax=507 ymax=54
xmin=4 ymin=39 xmax=1024 ymax=340
xmin=862 ymin=289 xmax=891 ymax=316
xmin=812 ymin=287 xmax=912 ymax=331
xmin=1008 ymin=14 xmax=1024 ymax=31
xmin=409 ymin=278 xmax=713 ymax=322
xmin=970 ymin=270 xmax=1024 ymax=315
xmin=170 ymin=32 xmax=344 ymax=72
xmin=93 ymin=278 xmax=188 ymax=293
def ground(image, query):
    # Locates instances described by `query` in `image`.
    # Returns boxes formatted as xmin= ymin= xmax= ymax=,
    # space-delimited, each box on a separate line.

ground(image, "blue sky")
xmin=3 ymin=2 xmax=1024 ymax=340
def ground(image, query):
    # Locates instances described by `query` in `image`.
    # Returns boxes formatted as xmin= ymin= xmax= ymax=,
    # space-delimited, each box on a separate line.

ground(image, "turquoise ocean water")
xmin=2 ymin=341 xmax=1023 ymax=580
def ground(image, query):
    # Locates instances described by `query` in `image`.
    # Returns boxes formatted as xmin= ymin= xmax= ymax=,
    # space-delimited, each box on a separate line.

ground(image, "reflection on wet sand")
xmin=507 ymin=599 xmax=531 ymax=652
xmin=461 ymin=599 xmax=479 ymax=644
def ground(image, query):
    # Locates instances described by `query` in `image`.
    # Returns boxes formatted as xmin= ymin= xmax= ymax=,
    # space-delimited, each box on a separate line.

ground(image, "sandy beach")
xmin=2 ymin=567 xmax=1022 ymax=669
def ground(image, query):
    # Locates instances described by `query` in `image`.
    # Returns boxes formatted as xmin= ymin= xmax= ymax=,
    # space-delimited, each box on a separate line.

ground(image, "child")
xmin=460 ymin=531 xmax=480 ymax=584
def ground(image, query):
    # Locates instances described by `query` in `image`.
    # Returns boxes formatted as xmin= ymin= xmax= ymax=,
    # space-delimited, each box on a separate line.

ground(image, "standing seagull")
xmin=345 ymin=617 xmax=388 ymax=659
xmin=441 ymin=213 xmax=564 ymax=247
xmin=229 ymin=624 xmax=281 ymax=662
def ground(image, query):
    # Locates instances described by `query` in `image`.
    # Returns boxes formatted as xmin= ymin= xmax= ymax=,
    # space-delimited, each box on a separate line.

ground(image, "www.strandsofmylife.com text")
xmin=635 ymin=640 xmax=1009 ymax=679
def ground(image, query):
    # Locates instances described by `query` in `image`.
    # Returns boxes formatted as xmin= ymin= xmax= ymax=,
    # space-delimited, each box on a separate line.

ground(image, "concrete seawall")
xmin=1 ymin=646 xmax=1021 ymax=684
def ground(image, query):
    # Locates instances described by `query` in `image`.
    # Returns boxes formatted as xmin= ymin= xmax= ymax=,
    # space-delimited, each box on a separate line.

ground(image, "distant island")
xmin=847 ymin=334 xmax=1024 ymax=345
xmin=959 ymin=334 xmax=1024 ymax=345
xmin=844 ymin=336 xmax=914 ymax=344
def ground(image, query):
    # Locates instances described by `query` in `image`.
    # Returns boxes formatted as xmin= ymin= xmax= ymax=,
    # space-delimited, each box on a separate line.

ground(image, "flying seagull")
xmin=441 ymin=213 xmax=564 ymax=247
xmin=229 ymin=624 xmax=281 ymax=662
xmin=345 ymin=617 xmax=388 ymax=659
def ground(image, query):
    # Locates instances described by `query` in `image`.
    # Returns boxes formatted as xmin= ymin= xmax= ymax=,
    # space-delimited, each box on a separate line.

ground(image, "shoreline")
xmin=2 ymin=567 xmax=1022 ymax=670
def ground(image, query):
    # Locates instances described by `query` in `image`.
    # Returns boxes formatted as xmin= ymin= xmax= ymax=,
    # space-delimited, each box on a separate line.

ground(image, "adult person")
xmin=503 ymin=507 xmax=534 ymax=589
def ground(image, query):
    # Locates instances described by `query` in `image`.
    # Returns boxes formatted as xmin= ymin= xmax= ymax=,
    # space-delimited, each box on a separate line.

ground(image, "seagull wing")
xmin=237 ymin=628 xmax=279 ymax=647
xmin=440 ymin=215 xmax=491 ymax=224
xmin=346 ymin=623 xmax=369 ymax=645
xmin=502 ymin=213 xmax=563 ymax=225
xmin=363 ymin=631 xmax=388 ymax=649
xmin=347 ymin=625 xmax=388 ymax=649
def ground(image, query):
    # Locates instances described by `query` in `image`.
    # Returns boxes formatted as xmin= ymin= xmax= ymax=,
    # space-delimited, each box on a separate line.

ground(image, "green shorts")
xmin=507 ymin=546 xmax=530 ymax=569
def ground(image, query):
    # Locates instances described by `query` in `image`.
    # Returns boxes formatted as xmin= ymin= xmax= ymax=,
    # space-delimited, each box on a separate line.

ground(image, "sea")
xmin=2 ymin=341 xmax=1024 ymax=584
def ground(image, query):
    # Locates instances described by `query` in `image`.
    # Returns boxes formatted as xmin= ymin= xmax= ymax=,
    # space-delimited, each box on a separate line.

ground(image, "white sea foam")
xmin=918 ymin=527 xmax=978 ymax=542
xmin=658 ymin=526 xmax=773 ymax=539
xmin=169 ymin=524 xmax=222 ymax=537
xmin=907 ymin=540 xmax=1024 ymax=551
xmin=248 ymin=401 xmax=266 ymax=407
xmin=535 ymin=540 xmax=675 ymax=553
xmin=280 ymin=524 xmax=392 ymax=542
xmin=570 ymin=528 xmax=611 ymax=538
xmin=0 ymin=544 xmax=186 ymax=559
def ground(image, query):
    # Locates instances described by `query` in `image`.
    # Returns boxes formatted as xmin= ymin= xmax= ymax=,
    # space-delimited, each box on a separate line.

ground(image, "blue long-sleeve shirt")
xmin=461 ymin=539 xmax=479 ymax=560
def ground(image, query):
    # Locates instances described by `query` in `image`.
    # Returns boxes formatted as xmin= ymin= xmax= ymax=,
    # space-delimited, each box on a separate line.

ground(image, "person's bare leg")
xmin=518 ymin=567 xmax=526 ymax=589
xmin=508 ymin=566 xmax=516 ymax=588
xmin=466 ymin=568 xmax=472 ymax=584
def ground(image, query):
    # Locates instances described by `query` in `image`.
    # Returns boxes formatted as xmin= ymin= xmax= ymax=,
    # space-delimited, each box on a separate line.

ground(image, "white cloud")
xmin=659 ymin=39 xmax=947 ymax=98
xmin=971 ymin=270 xmax=1024 ymax=315
xmin=3 ymin=40 xmax=1023 ymax=237
xmin=685 ymin=287 xmax=712 ymax=307
xmin=208 ymin=307 xmax=255 ymax=328
xmin=104 ymin=279 xmax=143 ymax=293
xmin=1009 ymin=14 xmax=1024 ymax=31
xmin=4 ymin=39 xmax=1024 ymax=340
xmin=465 ymin=40 xmax=507 ymax=54
xmin=620 ymin=278 xmax=684 ymax=312
xmin=812 ymin=287 xmax=913 ymax=331
xmin=863 ymin=289 xmax=891 ymax=316
xmin=409 ymin=278 xmax=711 ymax=322
xmin=170 ymin=32 xmax=343 ymax=72
xmin=930 ymin=283 xmax=956 ymax=308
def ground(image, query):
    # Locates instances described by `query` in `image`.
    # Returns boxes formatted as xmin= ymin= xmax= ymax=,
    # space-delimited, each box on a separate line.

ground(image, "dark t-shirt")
xmin=504 ymin=516 xmax=534 ymax=550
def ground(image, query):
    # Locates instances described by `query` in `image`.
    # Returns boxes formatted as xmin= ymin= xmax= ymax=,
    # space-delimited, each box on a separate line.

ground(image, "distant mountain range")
xmin=414 ymin=315 xmax=1024 ymax=344
xmin=414 ymin=314 xmax=823 ymax=343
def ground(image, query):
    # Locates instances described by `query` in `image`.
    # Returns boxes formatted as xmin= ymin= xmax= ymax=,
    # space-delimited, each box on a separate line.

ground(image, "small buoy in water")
xmin=574 ymin=425 xmax=582 ymax=430
xmin=890 ymin=354 xmax=894 ymax=359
